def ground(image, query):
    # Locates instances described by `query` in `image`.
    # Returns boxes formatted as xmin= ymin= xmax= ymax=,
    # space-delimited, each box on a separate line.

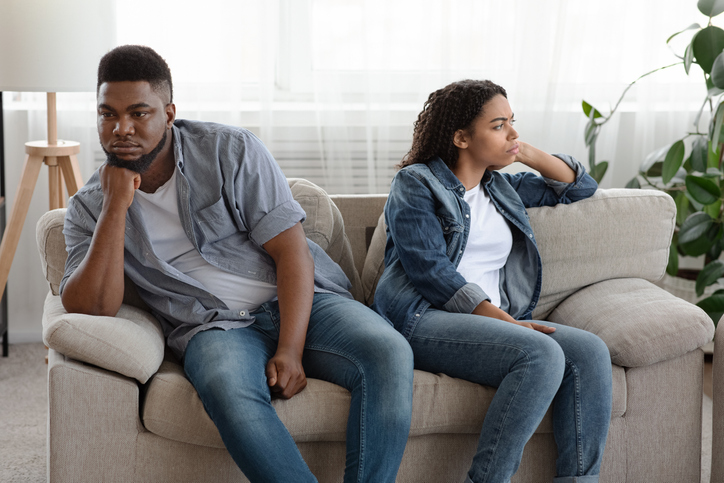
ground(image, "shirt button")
xmin=465 ymin=214 xmax=470 ymax=218
xmin=528 ymin=234 xmax=533 ymax=238
xmin=239 ymin=310 xmax=246 ymax=316
xmin=415 ymin=313 xmax=420 ymax=317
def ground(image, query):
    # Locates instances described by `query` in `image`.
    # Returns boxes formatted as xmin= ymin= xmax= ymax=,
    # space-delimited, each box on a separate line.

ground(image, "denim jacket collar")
xmin=427 ymin=157 xmax=466 ymax=193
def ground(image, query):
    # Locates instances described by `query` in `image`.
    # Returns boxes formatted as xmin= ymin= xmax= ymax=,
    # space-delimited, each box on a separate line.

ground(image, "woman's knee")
xmin=518 ymin=333 xmax=566 ymax=381
xmin=558 ymin=328 xmax=612 ymax=374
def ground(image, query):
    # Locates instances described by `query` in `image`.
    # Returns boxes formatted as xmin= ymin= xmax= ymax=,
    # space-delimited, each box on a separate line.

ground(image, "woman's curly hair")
xmin=400 ymin=79 xmax=507 ymax=169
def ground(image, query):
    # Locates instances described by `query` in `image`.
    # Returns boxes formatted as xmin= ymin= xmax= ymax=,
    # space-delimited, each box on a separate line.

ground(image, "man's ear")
xmin=453 ymin=129 xmax=468 ymax=149
xmin=165 ymin=103 xmax=176 ymax=128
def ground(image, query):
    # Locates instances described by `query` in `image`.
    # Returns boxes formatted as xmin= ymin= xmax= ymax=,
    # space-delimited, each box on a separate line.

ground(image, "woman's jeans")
xmin=409 ymin=309 xmax=612 ymax=483
xmin=184 ymin=293 xmax=414 ymax=483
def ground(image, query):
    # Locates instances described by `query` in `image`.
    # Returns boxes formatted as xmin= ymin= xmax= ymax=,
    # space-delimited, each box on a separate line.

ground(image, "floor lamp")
xmin=0 ymin=1 xmax=116 ymax=304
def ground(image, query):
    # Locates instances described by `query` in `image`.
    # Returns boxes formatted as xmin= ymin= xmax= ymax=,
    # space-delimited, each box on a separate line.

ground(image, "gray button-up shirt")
xmin=62 ymin=119 xmax=352 ymax=358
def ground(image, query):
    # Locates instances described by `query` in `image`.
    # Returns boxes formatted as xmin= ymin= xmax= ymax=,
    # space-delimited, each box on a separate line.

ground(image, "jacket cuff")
xmin=543 ymin=154 xmax=587 ymax=197
xmin=443 ymin=282 xmax=488 ymax=313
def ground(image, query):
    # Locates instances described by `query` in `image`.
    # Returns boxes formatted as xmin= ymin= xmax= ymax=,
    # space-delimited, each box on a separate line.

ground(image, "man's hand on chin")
xmin=100 ymin=163 xmax=142 ymax=210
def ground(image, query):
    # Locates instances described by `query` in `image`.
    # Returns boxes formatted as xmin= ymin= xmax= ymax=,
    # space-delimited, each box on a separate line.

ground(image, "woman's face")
xmin=455 ymin=94 xmax=519 ymax=171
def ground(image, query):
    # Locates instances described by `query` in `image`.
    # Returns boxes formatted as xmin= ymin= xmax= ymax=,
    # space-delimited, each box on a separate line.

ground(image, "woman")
xmin=373 ymin=79 xmax=612 ymax=483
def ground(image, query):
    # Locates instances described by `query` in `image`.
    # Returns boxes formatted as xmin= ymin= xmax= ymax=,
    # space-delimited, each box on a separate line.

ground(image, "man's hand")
xmin=266 ymin=349 xmax=307 ymax=399
xmin=472 ymin=300 xmax=555 ymax=334
xmin=100 ymin=164 xmax=141 ymax=210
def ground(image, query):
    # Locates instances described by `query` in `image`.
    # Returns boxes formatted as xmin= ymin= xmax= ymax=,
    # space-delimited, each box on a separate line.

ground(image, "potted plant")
xmin=582 ymin=0 xmax=724 ymax=323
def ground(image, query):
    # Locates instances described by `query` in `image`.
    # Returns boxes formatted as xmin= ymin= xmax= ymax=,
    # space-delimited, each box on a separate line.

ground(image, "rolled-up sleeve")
xmin=234 ymin=131 xmax=306 ymax=247
xmin=443 ymin=283 xmax=488 ymax=313
xmin=503 ymin=154 xmax=598 ymax=208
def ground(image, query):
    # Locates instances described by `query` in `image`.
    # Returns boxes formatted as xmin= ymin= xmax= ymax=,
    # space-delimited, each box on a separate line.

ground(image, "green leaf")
xmin=675 ymin=191 xmax=692 ymax=225
xmin=698 ymin=0 xmax=724 ymax=18
xmin=582 ymin=101 xmax=603 ymax=119
xmin=584 ymin=121 xmax=599 ymax=147
xmin=667 ymin=23 xmax=702 ymax=44
xmin=712 ymin=52 xmax=724 ymax=89
xmin=686 ymin=175 xmax=721 ymax=204
xmin=662 ymin=140 xmax=686 ymax=184
xmin=625 ymin=177 xmax=641 ymax=189
xmin=706 ymin=199 xmax=723 ymax=218
xmin=679 ymin=211 xmax=715 ymax=244
xmin=646 ymin=161 xmax=664 ymax=177
xmin=691 ymin=137 xmax=709 ymax=172
xmin=697 ymin=293 xmax=724 ymax=325
xmin=697 ymin=260 xmax=724 ymax=296
xmin=709 ymin=140 xmax=720 ymax=169
xmin=589 ymin=161 xmax=608 ymax=184
xmin=692 ymin=26 xmax=724 ymax=74
xmin=709 ymin=235 xmax=724 ymax=260
xmin=685 ymin=42 xmax=695 ymax=74
xmin=680 ymin=221 xmax=719 ymax=256
xmin=667 ymin=238 xmax=679 ymax=276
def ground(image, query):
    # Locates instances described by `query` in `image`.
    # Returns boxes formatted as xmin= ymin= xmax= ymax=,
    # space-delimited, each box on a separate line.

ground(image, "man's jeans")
xmin=409 ymin=310 xmax=612 ymax=483
xmin=184 ymin=293 xmax=414 ymax=483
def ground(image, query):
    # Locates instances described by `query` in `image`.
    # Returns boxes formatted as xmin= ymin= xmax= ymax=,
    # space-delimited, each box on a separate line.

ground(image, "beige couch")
xmin=38 ymin=180 xmax=714 ymax=482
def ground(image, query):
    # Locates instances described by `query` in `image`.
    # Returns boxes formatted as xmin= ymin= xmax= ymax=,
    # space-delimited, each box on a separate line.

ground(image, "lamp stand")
xmin=0 ymin=93 xmax=84 ymax=299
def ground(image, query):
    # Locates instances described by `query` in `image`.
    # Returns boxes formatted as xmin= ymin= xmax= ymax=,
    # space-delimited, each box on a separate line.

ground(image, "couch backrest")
xmin=344 ymin=188 xmax=677 ymax=319
xmin=36 ymin=178 xmax=364 ymax=305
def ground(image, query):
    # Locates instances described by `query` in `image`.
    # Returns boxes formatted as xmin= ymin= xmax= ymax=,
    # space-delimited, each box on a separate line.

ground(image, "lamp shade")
xmin=0 ymin=0 xmax=116 ymax=92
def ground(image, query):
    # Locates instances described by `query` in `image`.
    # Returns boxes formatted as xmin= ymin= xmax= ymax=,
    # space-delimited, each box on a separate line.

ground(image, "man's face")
xmin=97 ymin=81 xmax=175 ymax=173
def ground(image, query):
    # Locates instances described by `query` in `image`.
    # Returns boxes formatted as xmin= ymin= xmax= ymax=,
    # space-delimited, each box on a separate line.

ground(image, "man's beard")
xmin=103 ymin=129 xmax=168 ymax=174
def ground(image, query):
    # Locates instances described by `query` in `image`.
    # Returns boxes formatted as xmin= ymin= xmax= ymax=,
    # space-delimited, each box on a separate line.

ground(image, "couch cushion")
xmin=530 ymin=189 xmax=675 ymax=319
xmin=289 ymin=178 xmax=362 ymax=301
xmin=548 ymin=278 xmax=715 ymax=368
xmin=361 ymin=213 xmax=386 ymax=305
xmin=142 ymin=361 xmax=626 ymax=448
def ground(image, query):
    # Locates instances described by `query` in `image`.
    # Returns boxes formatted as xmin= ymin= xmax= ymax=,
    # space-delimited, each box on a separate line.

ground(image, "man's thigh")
xmin=183 ymin=321 xmax=279 ymax=407
xmin=302 ymin=293 xmax=412 ymax=387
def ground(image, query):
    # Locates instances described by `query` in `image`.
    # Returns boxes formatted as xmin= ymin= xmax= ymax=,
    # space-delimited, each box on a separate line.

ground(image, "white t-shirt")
xmin=457 ymin=184 xmax=513 ymax=307
xmin=134 ymin=168 xmax=278 ymax=312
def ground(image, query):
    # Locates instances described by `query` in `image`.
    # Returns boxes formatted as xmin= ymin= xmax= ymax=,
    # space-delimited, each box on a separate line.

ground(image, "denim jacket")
xmin=372 ymin=155 xmax=597 ymax=340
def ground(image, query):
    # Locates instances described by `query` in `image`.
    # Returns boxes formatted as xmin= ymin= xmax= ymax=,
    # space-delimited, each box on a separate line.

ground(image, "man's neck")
xmin=139 ymin=130 xmax=176 ymax=193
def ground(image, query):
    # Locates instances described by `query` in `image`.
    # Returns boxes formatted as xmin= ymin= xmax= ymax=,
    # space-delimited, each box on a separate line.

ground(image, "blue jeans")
xmin=409 ymin=309 xmax=611 ymax=483
xmin=183 ymin=293 xmax=414 ymax=483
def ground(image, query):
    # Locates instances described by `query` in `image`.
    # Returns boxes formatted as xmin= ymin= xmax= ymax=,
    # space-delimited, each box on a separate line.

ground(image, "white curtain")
xmin=0 ymin=0 xmax=714 ymax=340
xmin=4 ymin=0 xmax=710 ymax=193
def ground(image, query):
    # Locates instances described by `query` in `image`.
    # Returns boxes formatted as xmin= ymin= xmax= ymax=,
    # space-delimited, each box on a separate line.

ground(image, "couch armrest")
xmin=547 ymin=278 xmax=714 ymax=367
xmin=42 ymin=292 xmax=165 ymax=383
xmin=712 ymin=319 xmax=724 ymax=482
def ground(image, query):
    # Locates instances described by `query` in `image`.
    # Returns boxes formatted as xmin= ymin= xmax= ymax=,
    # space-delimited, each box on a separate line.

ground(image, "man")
xmin=60 ymin=45 xmax=413 ymax=483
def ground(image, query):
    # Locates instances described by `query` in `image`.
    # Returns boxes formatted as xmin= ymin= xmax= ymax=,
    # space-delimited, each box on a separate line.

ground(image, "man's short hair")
xmin=97 ymin=45 xmax=173 ymax=103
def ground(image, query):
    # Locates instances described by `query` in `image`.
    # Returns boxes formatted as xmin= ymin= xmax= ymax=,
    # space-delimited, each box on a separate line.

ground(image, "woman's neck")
xmin=451 ymin=158 xmax=486 ymax=191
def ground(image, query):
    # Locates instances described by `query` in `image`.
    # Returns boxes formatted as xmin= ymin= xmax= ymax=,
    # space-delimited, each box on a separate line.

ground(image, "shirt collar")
xmin=171 ymin=123 xmax=184 ymax=170
xmin=427 ymin=156 xmax=498 ymax=193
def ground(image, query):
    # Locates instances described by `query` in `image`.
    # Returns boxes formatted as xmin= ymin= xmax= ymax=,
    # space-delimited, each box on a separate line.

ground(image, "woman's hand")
xmin=514 ymin=141 xmax=575 ymax=184
xmin=472 ymin=300 xmax=555 ymax=334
